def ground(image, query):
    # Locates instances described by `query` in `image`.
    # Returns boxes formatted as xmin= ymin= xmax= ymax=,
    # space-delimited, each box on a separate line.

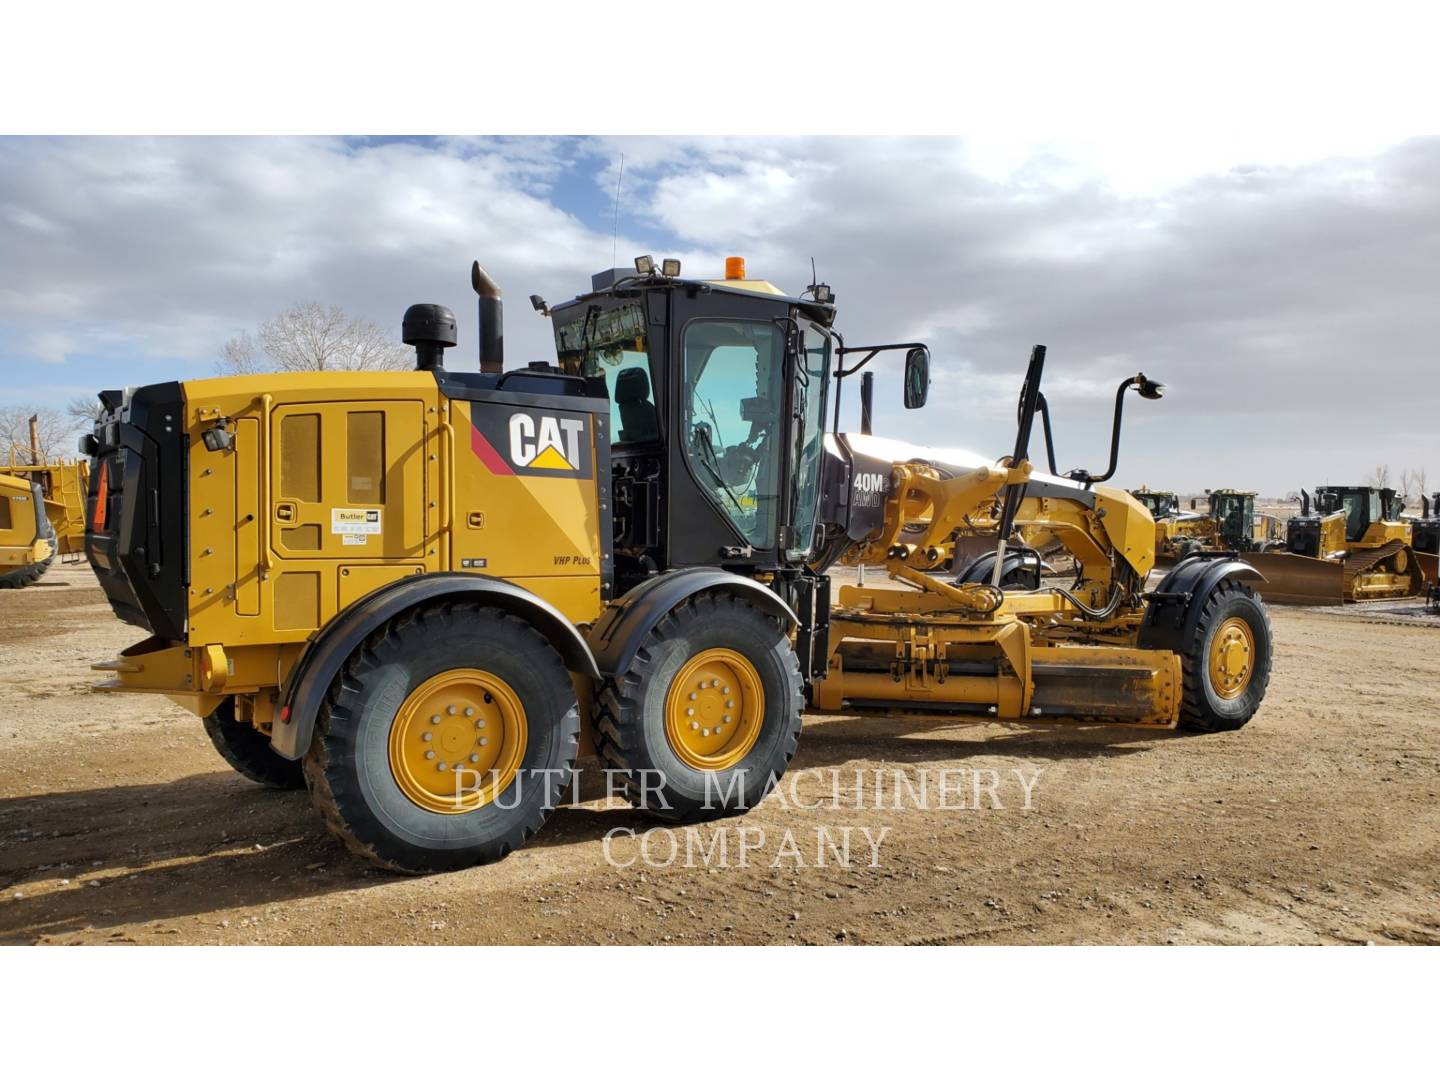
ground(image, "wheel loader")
xmin=0 ymin=471 xmax=57 ymax=588
xmin=1242 ymin=485 xmax=1426 ymax=604
xmin=1145 ymin=488 xmax=1284 ymax=567
xmin=81 ymin=256 xmax=1273 ymax=873
xmin=0 ymin=454 xmax=90 ymax=563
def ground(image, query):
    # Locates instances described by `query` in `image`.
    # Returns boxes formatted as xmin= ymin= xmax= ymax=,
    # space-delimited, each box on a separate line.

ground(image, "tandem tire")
xmin=203 ymin=698 xmax=306 ymax=789
xmin=0 ymin=510 xmax=55 ymax=589
xmin=593 ymin=593 xmax=803 ymax=824
xmin=303 ymin=601 xmax=580 ymax=874
xmin=1177 ymin=579 xmax=1273 ymax=733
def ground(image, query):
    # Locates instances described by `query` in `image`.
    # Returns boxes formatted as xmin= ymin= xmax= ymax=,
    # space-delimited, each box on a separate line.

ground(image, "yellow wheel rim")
xmin=387 ymin=668 xmax=526 ymax=814
xmin=664 ymin=648 xmax=764 ymax=771
xmin=1207 ymin=616 xmax=1255 ymax=700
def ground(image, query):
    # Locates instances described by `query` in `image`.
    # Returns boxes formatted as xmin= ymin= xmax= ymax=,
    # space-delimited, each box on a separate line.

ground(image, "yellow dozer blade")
xmin=1242 ymin=543 xmax=1426 ymax=605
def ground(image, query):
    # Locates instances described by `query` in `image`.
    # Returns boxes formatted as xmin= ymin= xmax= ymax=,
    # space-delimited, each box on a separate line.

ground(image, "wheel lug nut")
xmin=689 ymin=692 xmax=698 ymax=701
xmin=686 ymin=708 xmax=695 ymax=716
xmin=702 ymin=728 xmax=711 ymax=737
xmin=437 ymin=762 xmax=448 ymax=771
xmin=690 ymin=721 xmax=699 ymax=730
xmin=465 ymin=707 xmax=476 ymax=717
xmin=479 ymin=737 xmax=489 ymax=747
xmin=722 ymin=687 xmax=730 ymax=694
xmin=425 ymin=750 xmax=436 ymax=760
xmin=723 ymin=715 xmax=732 ymax=724
xmin=475 ymin=719 xmax=486 ymax=729
xmin=726 ymin=700 xmax=735 ymax=708
xmin=430 ymin=715 xmax=441 ymax=724
xmin=422 ymin=732 xmax=433 ymax=742
xmin=470 ymin=753 xmax=480 ymax=763
xmin=447 ymin=705 xmax=458 ymax=715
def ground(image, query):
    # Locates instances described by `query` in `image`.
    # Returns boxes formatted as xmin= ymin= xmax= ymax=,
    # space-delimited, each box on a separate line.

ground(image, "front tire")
xmin=1178 ymin=580 xmax=1273 ymax=733
xmin=594 ymin=593 xmax=803 ymax=823
xmin=203 ymin=698 xmax=306 ymax=789
xmin=304 ymin=602 xmax=580 ymax=873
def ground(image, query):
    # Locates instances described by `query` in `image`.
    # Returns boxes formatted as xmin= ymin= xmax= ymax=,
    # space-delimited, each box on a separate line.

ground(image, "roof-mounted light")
xmin=725 ymin=256 xmax=746 ymax=280
xmin=812 ymin=283 xmax=833 ymax=304
xmin=634 ymin=255 xmax=655 ymax=275
xmin=661 ymin=258 xmax=681 ymax=278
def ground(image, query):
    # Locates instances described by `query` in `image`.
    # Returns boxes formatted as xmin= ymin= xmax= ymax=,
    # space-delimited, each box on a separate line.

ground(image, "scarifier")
xmin=82 ymin=256 xmax=1273 ymax=872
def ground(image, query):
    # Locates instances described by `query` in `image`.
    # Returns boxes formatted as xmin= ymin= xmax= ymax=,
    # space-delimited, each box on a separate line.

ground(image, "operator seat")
xmin=615 ymin=366 xmax=658 ymax=443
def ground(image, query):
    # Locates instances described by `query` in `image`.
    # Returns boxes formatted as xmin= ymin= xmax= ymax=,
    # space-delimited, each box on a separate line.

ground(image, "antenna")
xmin=611 ymin=153 xmax=625 ymax=269
xmin=810 ymin=256 xmax=817 ymax=289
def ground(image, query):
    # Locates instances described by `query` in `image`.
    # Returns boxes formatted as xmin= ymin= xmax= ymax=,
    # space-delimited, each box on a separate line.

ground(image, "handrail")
xmin=258 ymin=394 xmax=273 ymax=579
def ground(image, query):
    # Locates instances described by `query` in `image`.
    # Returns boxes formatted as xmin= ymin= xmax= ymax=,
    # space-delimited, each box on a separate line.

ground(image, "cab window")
xmin=681 ymin=320 xmax=784 ymax=547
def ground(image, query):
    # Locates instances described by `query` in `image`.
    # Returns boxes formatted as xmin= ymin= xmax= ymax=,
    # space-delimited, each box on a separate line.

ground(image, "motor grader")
xmin=1243 ymin=486 xmax=1427 ymax=604
xmin=82 ymin=256 xmax=1272 ymax=873
xmin=0 ymin=471 xmax=57 ymax=588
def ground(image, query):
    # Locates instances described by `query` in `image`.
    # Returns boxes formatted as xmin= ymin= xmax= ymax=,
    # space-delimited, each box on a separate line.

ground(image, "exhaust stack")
xmin=471 ymin=261 xmax=504 ymax=374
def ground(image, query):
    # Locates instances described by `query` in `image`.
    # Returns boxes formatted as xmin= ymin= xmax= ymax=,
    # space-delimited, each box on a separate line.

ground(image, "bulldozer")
xmin=0 ymin=453 xmax=90 ymax=564
xmin=82 ymin=256 xmax=1273 ymax=872
xmin=0 ymin=471 xmax=57 ymax=588
xmin=1242 ymin=486 xmax=1426 ymax=604
xmin=1130 ymin=487 xmax=1211 ymax=564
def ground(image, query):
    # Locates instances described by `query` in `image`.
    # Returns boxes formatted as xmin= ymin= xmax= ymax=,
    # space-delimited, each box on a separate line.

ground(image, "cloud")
xmin=1 ymin=134 xmax=1436 ymax=493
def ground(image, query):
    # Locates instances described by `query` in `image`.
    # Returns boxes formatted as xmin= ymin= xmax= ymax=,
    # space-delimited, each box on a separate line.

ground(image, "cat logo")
xmin=508 ymin=413 xmax=585 ymax=471
xmin=468 ymin=405 xmax=594 ymax=480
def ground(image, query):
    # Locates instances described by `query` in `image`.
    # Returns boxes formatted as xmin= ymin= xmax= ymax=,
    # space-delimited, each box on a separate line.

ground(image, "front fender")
xmin=1138 ymin=554 xmax=1266 ymax=655
xmin=271 ymin=572 xmax=599 ymax=760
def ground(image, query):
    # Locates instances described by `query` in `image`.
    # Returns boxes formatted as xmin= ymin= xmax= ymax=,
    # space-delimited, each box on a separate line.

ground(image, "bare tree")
xmin=1367 ymin=464 xmax=1391 ymax=490
xmin=67 ymin=395 xmax=105 ymax=426
xmin=218 ymin=303 xmax=411 ymax=375
xmin=0 ymin=406 xmax=83 ymax=464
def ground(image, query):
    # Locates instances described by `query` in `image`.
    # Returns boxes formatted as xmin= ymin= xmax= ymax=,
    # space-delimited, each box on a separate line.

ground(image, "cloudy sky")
xmin=2 ymin=133 xmax=1436 ymax=494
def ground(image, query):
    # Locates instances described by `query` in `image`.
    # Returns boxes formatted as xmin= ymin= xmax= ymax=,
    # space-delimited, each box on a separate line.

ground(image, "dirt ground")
xmin=1 ymin=562 xmax=1437 ymax=946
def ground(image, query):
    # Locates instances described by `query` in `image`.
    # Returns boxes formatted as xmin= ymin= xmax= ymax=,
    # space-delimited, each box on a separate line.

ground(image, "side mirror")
xmin=903 ymin=346 xmax=929 ymax=409
xmin=1190 ymin=498 xmax=1197 ymax=509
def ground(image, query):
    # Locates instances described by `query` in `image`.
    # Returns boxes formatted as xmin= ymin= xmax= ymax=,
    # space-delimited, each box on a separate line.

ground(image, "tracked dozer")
xmin=0 ymin=472 xmax=57 ymax=588
xmin=1244 ymin=486 xmax=1425 ymax=604
xmin=82 ymin=255 xmax=1272 ymax=872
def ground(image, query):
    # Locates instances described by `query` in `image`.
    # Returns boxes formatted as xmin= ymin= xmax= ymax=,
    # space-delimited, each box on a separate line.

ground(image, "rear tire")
xmin=0 ymin=509 xmax=55 ymax=589
xmin=1178 ymin=580 xmax=1272 ymax=733
xmin=303 ymin=602 xmax=580 ymax=873
xmin=203 ymin=698 xmax=306 ymax=789
xmin=593 ymin=593 xmax=803 ymax=823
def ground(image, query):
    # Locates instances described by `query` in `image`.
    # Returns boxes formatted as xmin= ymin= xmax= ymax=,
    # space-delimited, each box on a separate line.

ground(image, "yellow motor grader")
xmin=0 ymin=471 xmax=57 ymax=588
xmin=82 ymin=256 xmax=1273 ymax=872
xmin=1243 ymin=486 xmax=1427 ymax=604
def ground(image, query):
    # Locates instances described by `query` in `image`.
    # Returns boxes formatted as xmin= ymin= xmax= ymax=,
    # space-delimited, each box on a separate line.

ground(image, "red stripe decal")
xmin=470 ymin=417 xmax=514 ymax=475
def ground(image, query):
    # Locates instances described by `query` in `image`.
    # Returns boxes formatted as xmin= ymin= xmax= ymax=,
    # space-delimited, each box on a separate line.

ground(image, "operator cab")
xmin=546 ymin=256 xmax=926 ymax=595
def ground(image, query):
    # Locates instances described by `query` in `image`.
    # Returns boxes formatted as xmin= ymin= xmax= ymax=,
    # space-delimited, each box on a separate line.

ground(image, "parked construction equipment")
xmin=1411 ymin=493 xmax=1439 ymax=584
xmin=1243 ymin=486 xmax=1425 ymax=604
xmin=0 ymin=453 xmax=90 ymax=562
xmin=0 ymin=472 xmax=56 ymax=588
xmin=82 ymin=257 xmax=1273 ymax=872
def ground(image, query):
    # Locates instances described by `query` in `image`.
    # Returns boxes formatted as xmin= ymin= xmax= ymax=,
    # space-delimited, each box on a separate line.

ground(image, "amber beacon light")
xmin=724 ymin=256 xmax=746 ymax=280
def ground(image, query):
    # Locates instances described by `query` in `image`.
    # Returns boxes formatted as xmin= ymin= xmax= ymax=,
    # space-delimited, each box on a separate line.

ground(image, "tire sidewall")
xmin=321 ymin=611 xmax=577 ymax=860
xmin=627 ymin=602 xmax=799 ymax=816
xmin=1197 ymin=587 xmax=1271 ymax=721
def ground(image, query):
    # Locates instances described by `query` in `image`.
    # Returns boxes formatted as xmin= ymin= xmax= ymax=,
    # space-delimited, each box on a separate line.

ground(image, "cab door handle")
xmin=275 ymin=500 xmax=298 ymax=523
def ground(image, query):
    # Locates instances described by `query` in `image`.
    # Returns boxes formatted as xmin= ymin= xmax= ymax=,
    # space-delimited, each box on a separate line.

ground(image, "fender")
xmin=271 ymin=572 xmax=600 ymax=760
xmin=1138 ymin=553 xmax=1266 ymax=654
xmin=587 ymin=567 xmax=797 ymax=678
xmin=955 ymin=547 xmax=1045 ymax=590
